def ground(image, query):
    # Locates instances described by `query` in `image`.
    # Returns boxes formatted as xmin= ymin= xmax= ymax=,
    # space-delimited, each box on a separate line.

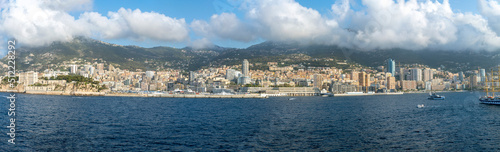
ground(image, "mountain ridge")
xmin=3 ymin=37 xmax=500 ymax=73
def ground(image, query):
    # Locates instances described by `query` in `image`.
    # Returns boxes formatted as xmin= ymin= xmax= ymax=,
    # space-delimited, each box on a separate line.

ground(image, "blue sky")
xmin=1 ymin=0 xmax=499 ymax=53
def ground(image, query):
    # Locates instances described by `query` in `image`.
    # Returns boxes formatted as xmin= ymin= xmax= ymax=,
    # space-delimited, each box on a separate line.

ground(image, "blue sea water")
xmin=0 ymin=92 xmax=499 ymax=151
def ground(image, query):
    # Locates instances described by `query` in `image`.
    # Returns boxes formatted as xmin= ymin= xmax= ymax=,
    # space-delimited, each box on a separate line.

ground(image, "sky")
xmin=0 ymin=0 xmax=500 ymax=55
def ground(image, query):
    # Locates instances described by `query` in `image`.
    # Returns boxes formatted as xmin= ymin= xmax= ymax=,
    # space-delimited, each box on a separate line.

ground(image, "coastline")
xmin=0 ymin=90 xmax=269 ymax=98
xmin=0 ymin=89 xmax=475 ymax=98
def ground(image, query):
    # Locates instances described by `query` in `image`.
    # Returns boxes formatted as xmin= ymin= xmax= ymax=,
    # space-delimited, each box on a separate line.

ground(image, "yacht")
xmin=428 ymin=92 xmax=445 ymax=100
xmin=479 ymin=96 xmax=500 ymax=105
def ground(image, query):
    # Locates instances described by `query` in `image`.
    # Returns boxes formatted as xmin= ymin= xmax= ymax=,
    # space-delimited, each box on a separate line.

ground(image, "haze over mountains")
xmin=3 ymin=37 xmax=500 ymax=73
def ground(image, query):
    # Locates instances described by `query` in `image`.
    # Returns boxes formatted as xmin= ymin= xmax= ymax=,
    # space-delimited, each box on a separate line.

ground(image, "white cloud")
xmin=191 ymin=13 xmax=256 ymax=42
xmin=244 ymin=0 xmax=340 ymax=42
xmin=342 ymin=0 xmax=500 ymax=51
xmin=192 ymin=0 xmax=500 ymax=51
xmin=82 ymin=8 xmax=189 ymax=42
xmin=0 ymin=0 xmax=189 ymax=47
xmin=479 ymin=0 xmax=500 ymax=36
xmin=0 ymin=0 xmax=90 ymax=46
xmin=190 ymin=38 xmax=214 ymax=50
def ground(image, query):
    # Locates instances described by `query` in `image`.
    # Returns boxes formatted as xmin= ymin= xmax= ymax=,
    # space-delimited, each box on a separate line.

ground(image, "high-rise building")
xmin=189 ymin=71 xmax=197 ymax=84
xmin=398 ymin=67 xmax=407 ymax=81
xmin=70 ymin=65 xmax=78 ymax=74
xmin=97 ymin=63 xmax=104 ymax=74
xmin=387 ymin=58 xmax=395 ymax=76
xmin=423 ymin=69 xmax=433 ymax=82
xmin=480 ymin=69 xmax=486 ymax=82
xmin=242 ymin=59 xmax=249 ymax=77
xmin=387 ymin=76 xmax=396 ymax=90
xmin=109 ymin=64 xmax=115 ymax=72
xmin=313 ymin=74 xmax=324 ymax=89
xmin=19 ymin=71 xmax=38 ymax=86
xmin=358 ymin=72 xmax=371 ymax=87
xmin=459 ymin=72 xmax=464 ymax=82
xmin=410 ymin=68 xmax=422 ymax=81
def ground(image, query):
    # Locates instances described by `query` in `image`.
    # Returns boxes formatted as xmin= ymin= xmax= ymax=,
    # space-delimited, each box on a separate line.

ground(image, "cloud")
xmin=0 ymin=0 xmax=189 ymax=47
xmin=191 ymin=13 xmax=256 ymax=42
xmin=190 ymin=38 xmax=214 ymax=50
xmin=0 ymin=0 xmax=90 ymax=46
xmin=190 ymin=0 xmax=500 ymax=51
xmin=479 ymin=0 xmax=500 ymax=36
xmin=244 ymin=0 xmax=340 ymax=42
xmin=342 ymin=0 xmax=500 ymax=51
xmin=82 ymin=8 xmax=189 ymax=42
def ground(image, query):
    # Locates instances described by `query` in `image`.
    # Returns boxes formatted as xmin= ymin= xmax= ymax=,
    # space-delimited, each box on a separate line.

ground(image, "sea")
xmin=0 ymin=92 xmax=499 ymax=151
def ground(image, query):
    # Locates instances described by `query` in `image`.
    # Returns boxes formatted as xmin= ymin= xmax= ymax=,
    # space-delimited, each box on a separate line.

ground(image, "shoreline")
xmin=0 ymin=90 xmax=269 ymax=98
xmin=0 ymin=90 xmax=477 ymax=98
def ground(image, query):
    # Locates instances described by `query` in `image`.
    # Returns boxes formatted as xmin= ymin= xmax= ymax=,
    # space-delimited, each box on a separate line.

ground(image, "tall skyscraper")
xmin=387 ymin=58 xmax=395 ymax=76
xmin=480 ymin=69 xmax=486 ymax=82
xmin=459 ymin=72 xmax=464 ymax=82
xmin=189 ymin=71 xmax=196 ymax=84
xmin=410 ymin=68 xmax=422 ymax=81
xmin=399 ymin=67 xmax=406 ymax=81
xmin=242 ymin=59 xmax=249 ymax=77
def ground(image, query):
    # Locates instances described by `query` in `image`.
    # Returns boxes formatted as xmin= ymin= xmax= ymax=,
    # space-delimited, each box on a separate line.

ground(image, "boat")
xmin=480 ymin=67 xmax=500 ymax=105
xmin=479 ymin=96 xmax=500 ymax=105
xmin=428 ymin=92 xmax=445 ymax=100
xmin=417 ymin=104 xmax=425 ymax=108
xmin=288 ymin=98 xmax=296 ymax=100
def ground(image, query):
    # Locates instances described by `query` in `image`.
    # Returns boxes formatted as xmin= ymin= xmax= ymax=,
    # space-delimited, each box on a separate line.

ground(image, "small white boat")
xmin=288 ymin=98 xmax=296 ymax=101
xmin=417 ymin=104 xmax=425 ymax=108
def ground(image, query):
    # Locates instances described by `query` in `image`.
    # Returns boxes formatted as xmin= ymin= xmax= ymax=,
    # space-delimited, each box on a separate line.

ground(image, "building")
xmin=19 ymin=71 xmax=38 ymax=86
xmin=423 ymin=69 xmax=433 ymax=82
xmin=410 ymin=68 xmax=422 ymax=81
xmin=387 ymin=76 xmax=396 ymax=90
xmin=330 ymin=82 xmax=359 ymax=93
xmin=313 ymin=74 xmax=324 ymax=89
xmin=69 ymin=65 xmax=78 ymax=74
xmin=387 ymin=58 xmax=395 ymax=76
xmin=237 ymin=76 xmax=251 ymax=85
xmin=351 ymin=71 xmax=359 ymax=82
xmin=480 ymin=69 xmax=486 ymax=83
xmin=226 ymin=69 xmax=241 ymax=82
xmin=97 ymin=63 xmax=104 ymax=74
xmin=401 ymin=80 xmax=417 ymax=91
xmin=242 ymin=59 xmax=249 ymax=77
xmin=109 ymin=64 xmax=115 ymax=72
xmin=269 ymin=66 xmax=293 ymax=72
xmin=399 ymin=67 xmax=406 ymax=81
xmin=358 ymin=72 xmax=371 ymax=87
xmin=459 ymin=72 xmax=464 ymax=82
xmin=189 ymin=71 xmax=197 ymax=84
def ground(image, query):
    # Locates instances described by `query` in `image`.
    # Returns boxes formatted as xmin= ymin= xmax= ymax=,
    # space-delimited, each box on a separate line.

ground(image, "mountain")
xmin=3 ymin=37 xmax=500 ymax=73
xmin=5 ymin=37 xmax=221 ymax=71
